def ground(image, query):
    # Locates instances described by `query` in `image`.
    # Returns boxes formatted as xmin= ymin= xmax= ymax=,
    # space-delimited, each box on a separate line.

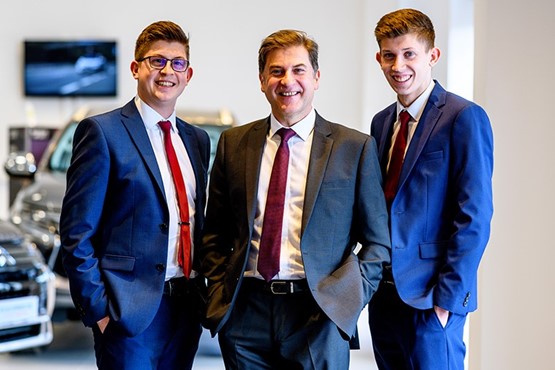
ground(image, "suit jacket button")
xmin=159 ymin=223 xmax=168 ymax=232
xmin=155 ymin=264 xmax=165 ymax=272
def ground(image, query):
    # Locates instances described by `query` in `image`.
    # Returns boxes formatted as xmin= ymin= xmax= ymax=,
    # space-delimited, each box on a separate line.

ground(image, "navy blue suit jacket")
xmin=371 ymin=82 xmax=493 ymax=314
xmin=60 ymin=100 xmax=210 ymax=336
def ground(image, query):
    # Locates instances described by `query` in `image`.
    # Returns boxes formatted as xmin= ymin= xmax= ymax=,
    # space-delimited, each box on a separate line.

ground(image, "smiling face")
xmin=376 ymin=33 xmax=440 ymax=107
xmin=131 ymin=40 xmax=193 ymax=118
xmin=259 ymin=45 xmax=320 ymax=127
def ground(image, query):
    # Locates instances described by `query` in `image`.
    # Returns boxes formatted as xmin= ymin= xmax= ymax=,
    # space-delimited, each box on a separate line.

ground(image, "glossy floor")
xmin=0 ymin=313 xmax=378 ymax=370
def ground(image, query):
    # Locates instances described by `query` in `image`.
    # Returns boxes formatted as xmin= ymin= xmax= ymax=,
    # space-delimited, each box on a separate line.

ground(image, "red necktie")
xmin=158 ymin=121 xmax=192 ymax=279
xmin=384 ymin=110 xmax=411 ymax=208
xmin=258 ymin=128 xmax=296 ymax=281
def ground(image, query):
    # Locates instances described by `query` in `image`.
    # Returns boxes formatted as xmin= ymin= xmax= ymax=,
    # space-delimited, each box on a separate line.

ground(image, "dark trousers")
xmin=92 ymin=286 xmax=203 ymax=370
xmin=368 ymin=283 xmax=467 ymax=370
xmin=218 ymin=278 xmax=349 ymax=370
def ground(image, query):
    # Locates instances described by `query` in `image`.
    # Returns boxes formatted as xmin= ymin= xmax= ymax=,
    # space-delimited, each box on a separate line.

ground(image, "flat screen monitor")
xmin=24 ymin=40 xmax=117 ymax=97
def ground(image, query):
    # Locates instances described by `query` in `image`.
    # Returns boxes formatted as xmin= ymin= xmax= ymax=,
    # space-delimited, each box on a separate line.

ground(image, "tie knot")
xmin=158 ymin=120 xmax=172 ymax=133
xmin=277 ymin=128 xmax=296 ymax=144
xmin=399 ymin=111 xmax=411 ymax=125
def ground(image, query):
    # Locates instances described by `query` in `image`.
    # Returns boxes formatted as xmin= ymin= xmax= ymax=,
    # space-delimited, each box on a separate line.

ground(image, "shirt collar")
xmin=269 ymin=108 xmax=315 ymax=141
xmin=134 ymin=96 xmax=177 ymax=131
xmin=396 ymin=80 xmax=435 ymax=121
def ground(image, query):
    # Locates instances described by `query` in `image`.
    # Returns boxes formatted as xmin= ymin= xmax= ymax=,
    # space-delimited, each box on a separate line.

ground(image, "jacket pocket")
xmin=100 ymin=254 xmax=136 ymax=271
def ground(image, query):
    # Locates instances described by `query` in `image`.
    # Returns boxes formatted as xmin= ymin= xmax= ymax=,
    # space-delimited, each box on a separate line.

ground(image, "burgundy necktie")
xmin=258 ymin=128 xmax=296 ymax=281
xmin=158 ymin=120 xmax=192 ymax=279
xmin=384 ymin=110 xmax=411 ymax=208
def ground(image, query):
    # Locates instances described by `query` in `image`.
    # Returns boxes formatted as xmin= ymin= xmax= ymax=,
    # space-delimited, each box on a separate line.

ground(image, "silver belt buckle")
xmin=269 ymin=281 xmax=291 ymax=294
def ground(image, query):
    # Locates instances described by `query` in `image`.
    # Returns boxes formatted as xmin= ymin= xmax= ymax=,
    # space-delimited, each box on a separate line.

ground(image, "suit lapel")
xmin=302 ymin=113 xmax=332 ymax=235
xmin=377 ymin=107 xmax=397 ymax=170
xmin=245 ymin=119 xmax=269 ymax=228
xmin=399 ymin=83 xmax=447 ymax=187
xmin=120 ymin=101 xmax=166 ymax=198
xmin=176 ymin=120 xmax=206 ymax=199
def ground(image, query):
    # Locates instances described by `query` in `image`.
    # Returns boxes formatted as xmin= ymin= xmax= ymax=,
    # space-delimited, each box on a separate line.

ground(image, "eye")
xmin=404 ymin=51 xmax=416 ymax=59
xmin=293 ymin=67 xmax=306 ymax=74
xmin=172 ymin=59 xmax=188 ymax=71
xmin=382 ymin=53 xmax=395 ymax=61
xmin=269 ymin=68 xmax=283 ymax=76
xmin=150 ymin=57 xmax=166 ymax=67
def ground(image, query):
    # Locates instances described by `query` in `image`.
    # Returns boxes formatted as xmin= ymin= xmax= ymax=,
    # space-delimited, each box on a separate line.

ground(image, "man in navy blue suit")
xmin=368 ymin=9 xmax=494 ymax=370
xmin=60 ymin=21 xmax=210 ymax=370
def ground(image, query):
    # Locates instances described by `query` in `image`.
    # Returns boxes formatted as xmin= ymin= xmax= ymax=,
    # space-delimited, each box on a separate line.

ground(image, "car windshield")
xmin=49 ymin=122 xmax=78 ymax=173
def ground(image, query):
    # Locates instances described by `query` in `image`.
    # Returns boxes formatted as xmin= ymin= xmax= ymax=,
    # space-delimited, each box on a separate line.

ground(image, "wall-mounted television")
xmin=24 ymin=40 xmax=117 ymax=97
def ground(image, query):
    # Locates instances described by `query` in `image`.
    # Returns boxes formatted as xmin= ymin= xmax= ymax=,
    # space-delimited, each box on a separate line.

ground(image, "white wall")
xmin=471 ymin=0 xmax=555 ymax=368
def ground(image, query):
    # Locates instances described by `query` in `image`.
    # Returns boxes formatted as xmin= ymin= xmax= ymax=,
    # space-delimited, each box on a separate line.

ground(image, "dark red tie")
xmin=158 ymin=121 xmax=192 ymax=279
xmin=384 ymin=110 xmax=411 ymax=208
xmin=258 ymin=128 xmax=296 ymax=281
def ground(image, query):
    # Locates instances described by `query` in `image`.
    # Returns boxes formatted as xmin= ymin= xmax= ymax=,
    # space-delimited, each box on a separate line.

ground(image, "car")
xmin=4 ymin=106 xmax=233 ymax=354
xmin=0 ymin=219 xmax=55 ymax=353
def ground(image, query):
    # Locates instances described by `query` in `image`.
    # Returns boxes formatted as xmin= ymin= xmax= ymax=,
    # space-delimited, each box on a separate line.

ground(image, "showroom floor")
xmin=0 ymin=316 xmax=377 ymax=370
xmin=0 ymin=316 xmax=378 ymax=370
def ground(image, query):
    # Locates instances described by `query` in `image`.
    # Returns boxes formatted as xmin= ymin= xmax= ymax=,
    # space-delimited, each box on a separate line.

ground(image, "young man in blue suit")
xmin=368 ymin=9 xmax=494 ymax=370
xmin=60 ymin=21 xmax=210 ymax=370
xmin=200 ymin=29 xmax=391 ymax=369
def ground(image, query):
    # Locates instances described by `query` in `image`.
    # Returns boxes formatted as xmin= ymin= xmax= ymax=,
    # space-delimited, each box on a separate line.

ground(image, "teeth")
xmin=158 ymin=81 xmax=174 ymax=87
xmin=393 ymin=75 xmax=410 ymax=82
xmin=281 ymin=91 xmax=297 ymax=96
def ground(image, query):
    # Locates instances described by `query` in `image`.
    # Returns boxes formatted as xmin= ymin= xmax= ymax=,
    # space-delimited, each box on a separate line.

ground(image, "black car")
xmin=0 ymin=219 xmax=55 ymax=353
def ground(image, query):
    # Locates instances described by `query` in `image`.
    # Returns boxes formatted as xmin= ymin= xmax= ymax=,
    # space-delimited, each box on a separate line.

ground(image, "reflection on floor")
xmin=0 ymin=313 xmax=378 ymax=370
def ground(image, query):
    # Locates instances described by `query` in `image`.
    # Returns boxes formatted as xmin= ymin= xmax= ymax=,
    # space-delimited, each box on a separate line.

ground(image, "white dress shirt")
xmin=246 ymin=109 xmax=315 ymax=280
xmin=135 ymin=97 xmax=197 ymax=280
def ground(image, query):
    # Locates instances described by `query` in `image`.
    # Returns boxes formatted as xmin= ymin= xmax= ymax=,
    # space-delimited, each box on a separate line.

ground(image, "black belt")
xmin=243 ymin=278 xmax=309 ymax=295
xmin=164 ymin=276 xmax=195 ymax=296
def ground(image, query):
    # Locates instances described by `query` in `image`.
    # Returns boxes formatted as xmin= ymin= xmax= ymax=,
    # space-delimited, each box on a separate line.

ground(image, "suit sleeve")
xmin=435 ymin=104 xmax=493 ymax=313
xmin=60 ymin=119 xmax=110 ymax=327
xmin=355 ymin=136 xmax=392 ymax=300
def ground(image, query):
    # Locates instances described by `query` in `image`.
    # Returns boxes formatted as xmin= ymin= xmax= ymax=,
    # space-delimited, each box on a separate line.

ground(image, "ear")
xmin=184 ymin=66 xmax=194 ymax=84
xmin=259 ymin=73 xmax=265 ymax=92
xmin=313 ymin=69 xmax=321 ymax=90
xmin=375 ymin=51 xmax=382 ymax=65
xmin=130 ymin=60 xmax=139 ymax=80
xmin=429 ymin=47 xmax=441 ymax=67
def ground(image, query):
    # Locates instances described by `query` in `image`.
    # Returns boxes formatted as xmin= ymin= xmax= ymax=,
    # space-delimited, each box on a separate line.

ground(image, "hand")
xmin=434 ymin=305 xmax=449 ymax=328
xmin=97 ymin=316 xmax=110 ymax=334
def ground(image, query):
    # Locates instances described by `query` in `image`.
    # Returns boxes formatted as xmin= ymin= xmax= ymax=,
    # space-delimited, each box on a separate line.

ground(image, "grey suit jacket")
xmin=200 ymin=112 xmax=391 ymax=338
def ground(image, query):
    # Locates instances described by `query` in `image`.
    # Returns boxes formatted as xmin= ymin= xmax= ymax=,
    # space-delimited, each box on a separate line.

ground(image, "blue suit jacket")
xmin=60 ymin=100 xmax=210 ymax=336
xmin=371 ymin=82 xmax=493 ymax=314
xmin=200 ymin=112 xmax=391 ymax=338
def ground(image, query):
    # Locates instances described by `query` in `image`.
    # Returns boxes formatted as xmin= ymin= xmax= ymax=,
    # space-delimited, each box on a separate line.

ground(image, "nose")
xmin=391 ymin=57 xmax=404 ymax=71
xmin=160 ymin=60 xmax=174 ymax=73
xmin=280 ymin=70 xmax=294 ymax=85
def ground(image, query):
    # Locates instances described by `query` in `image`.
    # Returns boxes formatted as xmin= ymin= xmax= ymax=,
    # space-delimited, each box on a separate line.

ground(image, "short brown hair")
xmin=258 ymin=29 xmax=319 ymax=74
xmin=134 ymin=21 xmax=190 ymax=61
xmin=374 ymin=9 xmax=435 ymax=50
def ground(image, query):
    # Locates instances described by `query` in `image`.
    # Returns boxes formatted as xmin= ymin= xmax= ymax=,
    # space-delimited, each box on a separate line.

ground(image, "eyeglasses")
xmin=138 ymin=56 xmax=190 ymax=72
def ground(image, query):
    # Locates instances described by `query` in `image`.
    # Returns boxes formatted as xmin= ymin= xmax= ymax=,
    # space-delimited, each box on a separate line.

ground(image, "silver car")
xmin=0 ymin=220 xmax=55 ymax=353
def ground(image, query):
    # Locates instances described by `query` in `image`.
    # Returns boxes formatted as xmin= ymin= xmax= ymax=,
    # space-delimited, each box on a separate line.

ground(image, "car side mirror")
xmin=4 ymin=151 xmax=37 ymax=178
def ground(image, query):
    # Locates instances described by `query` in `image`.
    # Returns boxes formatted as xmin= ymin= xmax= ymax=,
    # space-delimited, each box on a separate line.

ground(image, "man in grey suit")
xmin=199 ymin=29 xmax=391 ymax=369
